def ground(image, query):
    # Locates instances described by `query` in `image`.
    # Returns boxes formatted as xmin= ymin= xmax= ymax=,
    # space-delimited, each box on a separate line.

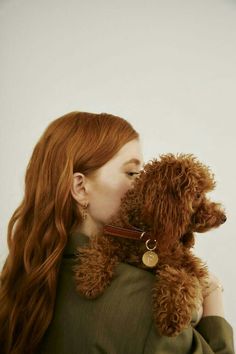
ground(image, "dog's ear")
xmin=139 ymin=155 xmax=197 ymax=249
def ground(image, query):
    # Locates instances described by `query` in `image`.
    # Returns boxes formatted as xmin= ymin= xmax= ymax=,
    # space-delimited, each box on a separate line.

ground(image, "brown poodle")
xmin=73 ymin=153 xmax=226 ymax=337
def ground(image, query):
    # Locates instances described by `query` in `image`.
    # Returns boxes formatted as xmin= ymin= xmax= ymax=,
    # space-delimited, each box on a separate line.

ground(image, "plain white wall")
xmin=1 ymin=0 xmax=235 ymax=341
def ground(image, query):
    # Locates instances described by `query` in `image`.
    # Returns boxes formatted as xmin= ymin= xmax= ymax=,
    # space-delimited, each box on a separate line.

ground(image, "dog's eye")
xmin=195 ymin=192 xmax=201 ymax=199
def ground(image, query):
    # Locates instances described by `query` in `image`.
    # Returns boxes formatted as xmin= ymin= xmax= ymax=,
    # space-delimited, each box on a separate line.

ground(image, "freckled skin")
xmin=77 ymin=139 xmax=144 ymax=237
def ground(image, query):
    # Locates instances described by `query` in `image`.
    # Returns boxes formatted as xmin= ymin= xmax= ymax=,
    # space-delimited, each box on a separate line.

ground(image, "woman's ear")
xmin=71 ymin=172 xmax=89 ymax=205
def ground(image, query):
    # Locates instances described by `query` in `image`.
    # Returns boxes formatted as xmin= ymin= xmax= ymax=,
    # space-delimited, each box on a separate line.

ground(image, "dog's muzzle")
xmin=221 ymin=215 xmax=227 ymax=223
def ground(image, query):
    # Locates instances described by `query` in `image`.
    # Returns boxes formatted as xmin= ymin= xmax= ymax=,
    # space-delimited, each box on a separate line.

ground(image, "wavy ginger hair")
xmin=0 ymin=111 xmax=139 ymax=354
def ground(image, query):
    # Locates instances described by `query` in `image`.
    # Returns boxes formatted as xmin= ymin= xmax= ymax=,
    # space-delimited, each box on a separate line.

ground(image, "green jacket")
xmin=39 ymin=231 xmax=235 ymax=354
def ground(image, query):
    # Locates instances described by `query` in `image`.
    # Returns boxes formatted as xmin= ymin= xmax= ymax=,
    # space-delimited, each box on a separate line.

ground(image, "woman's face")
xmin=86 ymin=138 xmax=144 ymax=228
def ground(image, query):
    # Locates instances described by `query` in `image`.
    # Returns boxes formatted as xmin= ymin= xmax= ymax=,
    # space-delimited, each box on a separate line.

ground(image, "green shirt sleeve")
xmin=144 ymin=316 xmax=235 ymax=354
xmin=194 ymin=316 xmax=235 ymax=354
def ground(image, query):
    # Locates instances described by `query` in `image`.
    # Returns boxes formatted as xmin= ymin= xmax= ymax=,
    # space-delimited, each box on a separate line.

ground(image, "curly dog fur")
xmin=73 ymin=153 xmax=226 ymax=336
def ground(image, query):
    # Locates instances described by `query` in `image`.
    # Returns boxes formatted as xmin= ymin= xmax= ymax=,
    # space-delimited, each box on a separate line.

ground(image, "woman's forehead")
xmin=116 ymin=140 xmax=144 ymax=164
xmin=123 ymin=158 xmax=143 ymax=166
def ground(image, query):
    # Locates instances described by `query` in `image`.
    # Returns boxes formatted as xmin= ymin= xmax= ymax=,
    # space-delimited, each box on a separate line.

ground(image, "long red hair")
xmin=0 ymin=111 xmax=139 ymax=354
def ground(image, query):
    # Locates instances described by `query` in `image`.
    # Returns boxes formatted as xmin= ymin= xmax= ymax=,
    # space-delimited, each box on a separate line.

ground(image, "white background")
xmin=1 ymin=0 xmax=235 ymax=341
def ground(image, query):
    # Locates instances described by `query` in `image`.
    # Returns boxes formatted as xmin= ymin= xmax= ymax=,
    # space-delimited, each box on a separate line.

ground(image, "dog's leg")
xmin=73 ymin=237 xmax=119 ymax=299
xmin=152 ymin=265 xmax=200 ymax=337
xmin=182 ymin=251 xmax=209 ymax=302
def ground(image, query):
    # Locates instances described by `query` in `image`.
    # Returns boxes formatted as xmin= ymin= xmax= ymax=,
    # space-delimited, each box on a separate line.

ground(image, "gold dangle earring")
xmin=81 ymin=202 xmax=88 ymax=220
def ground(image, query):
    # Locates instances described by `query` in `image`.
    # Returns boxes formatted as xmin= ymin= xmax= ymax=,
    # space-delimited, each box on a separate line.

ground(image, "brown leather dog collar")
xmin=103 ymin=224 xmax=152 ymax=242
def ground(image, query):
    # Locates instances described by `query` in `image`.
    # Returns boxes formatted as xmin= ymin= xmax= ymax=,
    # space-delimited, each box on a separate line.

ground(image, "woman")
xmin=0 ymin=111 xmax=234 ymax=354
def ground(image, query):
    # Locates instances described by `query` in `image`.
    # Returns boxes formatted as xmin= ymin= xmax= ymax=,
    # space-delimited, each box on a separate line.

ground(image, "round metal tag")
xmin=142 ymin=251 xmax=159 ymax=268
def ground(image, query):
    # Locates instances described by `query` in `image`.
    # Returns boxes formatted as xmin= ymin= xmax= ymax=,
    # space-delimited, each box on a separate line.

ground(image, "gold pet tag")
xmin=140 ymin=233 xmax=158 ymax=268
xmin=142 ymin=251 xmax=159 ymax=268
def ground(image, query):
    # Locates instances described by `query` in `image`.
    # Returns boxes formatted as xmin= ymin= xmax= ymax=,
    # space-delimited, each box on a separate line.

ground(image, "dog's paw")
xmin=152 ymin=266 xmax=200 ymax=336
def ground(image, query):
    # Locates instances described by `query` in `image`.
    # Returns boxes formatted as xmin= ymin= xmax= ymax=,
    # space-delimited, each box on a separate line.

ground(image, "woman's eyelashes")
xmin=126 ymin=172 xmax=140 ymax=177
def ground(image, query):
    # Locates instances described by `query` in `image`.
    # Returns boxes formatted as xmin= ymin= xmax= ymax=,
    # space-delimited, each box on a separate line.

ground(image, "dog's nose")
xmin=221 ymin=215 xmax=227 ymax=223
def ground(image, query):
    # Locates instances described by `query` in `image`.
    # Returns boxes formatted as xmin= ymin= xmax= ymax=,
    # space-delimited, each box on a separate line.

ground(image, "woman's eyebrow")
xmin=123 ymin=158 xmax=144 ymax=166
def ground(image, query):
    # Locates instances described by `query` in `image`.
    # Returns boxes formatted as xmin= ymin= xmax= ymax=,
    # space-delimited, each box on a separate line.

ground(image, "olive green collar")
xmin=63 ymin=229 xmax=90 ymax=257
